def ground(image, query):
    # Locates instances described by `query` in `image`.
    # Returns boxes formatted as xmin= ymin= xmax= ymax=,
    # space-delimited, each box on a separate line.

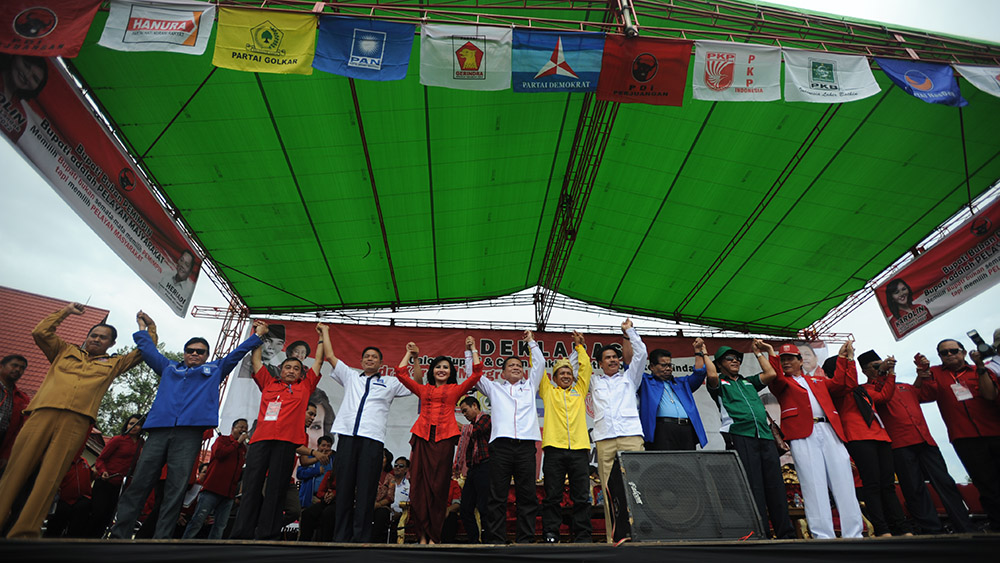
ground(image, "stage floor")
xmin=2 ymin=534 xmax=998 ymax=563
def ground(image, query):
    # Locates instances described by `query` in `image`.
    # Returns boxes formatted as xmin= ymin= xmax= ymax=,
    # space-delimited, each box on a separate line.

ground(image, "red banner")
xmin=0 ymin=0 xmax=102 ymax=58
xmin=596 ymin=35 xmax=692 ymax=106
xmin=2 ymin=56 xmax=202 ymax=315
xmin=875 ymin=198 xmax=1000 ymax=340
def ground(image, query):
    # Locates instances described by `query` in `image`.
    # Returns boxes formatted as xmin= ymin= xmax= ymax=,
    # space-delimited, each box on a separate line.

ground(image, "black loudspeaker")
xmin=606 ymin=450 xmax=764 ymax=542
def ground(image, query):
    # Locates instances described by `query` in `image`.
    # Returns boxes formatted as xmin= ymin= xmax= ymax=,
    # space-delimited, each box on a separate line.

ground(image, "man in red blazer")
xmin=765 ymin=341 xmax=863 ymax=539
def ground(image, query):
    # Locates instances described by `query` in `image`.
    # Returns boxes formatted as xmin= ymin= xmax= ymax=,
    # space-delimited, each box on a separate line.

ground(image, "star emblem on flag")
xmin=534 ymin=37 xmax=579 ymax=79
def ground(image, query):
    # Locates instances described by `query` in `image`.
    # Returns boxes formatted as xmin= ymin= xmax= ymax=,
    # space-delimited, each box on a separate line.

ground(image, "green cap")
xmin=714 ymin=346 xmax=739 ymax=362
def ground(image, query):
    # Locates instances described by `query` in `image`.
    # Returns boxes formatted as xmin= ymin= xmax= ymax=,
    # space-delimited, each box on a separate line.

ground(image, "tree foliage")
xmin=95 ymin=344 xmax=180 ymax=435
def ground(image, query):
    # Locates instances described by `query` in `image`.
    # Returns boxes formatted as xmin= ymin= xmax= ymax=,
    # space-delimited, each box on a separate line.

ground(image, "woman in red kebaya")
xmin=396 ymin=337 xmax=482 ymax=544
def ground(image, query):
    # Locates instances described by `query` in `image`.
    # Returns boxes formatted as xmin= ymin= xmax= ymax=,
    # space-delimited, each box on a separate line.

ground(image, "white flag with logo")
xmin=420 ymin=24 xmax=512 ymax=91
xmin=692 ymin=40 xmax=780 ymax=101
xmin=783 ymin=49 xmax=880 ymax=103
xmin=953 ymin=64 xmax=1000 ymax=99
xmin=99 ymin=0 xmax=216 ymax=55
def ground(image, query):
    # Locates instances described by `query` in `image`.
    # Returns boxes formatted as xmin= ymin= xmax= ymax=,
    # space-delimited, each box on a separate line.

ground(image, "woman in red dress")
xmin=396 ymin=337 xmax=482 ymax=544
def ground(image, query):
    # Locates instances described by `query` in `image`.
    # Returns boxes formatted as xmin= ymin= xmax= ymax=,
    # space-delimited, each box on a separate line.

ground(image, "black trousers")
xmin=88 ymin=479 xmax=121 ymax=538
xmin=231 ymin=439 xmax=298 ymax=540
xmin=541 ymin=447 xmax=591 ymax=542
xmin=648 ymin=418 xmax=697 ymax=451
xmin=953 ymin=436 xmax=1000 ymax=530
xmin=727 ymin=433 xmax=795 ymax=539
xmin=333 ymin=435 xmax=383 ymax=542
xmin=485 ymin=438 xmax=538 ymax=544
xmin=893 ymin=442 xmax=973 ymax=533
xmin=298 ymin=500 xmax=336 ymax=542
xmin=461 ymin=462 xmax=491 ymax=543
xmin=846 ymin=440 xmax=908 ymax=535
xmin=43 ymin=498 xmax=91 ymax=538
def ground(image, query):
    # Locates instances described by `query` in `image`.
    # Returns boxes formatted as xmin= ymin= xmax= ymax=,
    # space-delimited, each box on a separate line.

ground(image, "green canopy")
xmin=70 ymin=1 xmax=1000 ymax=335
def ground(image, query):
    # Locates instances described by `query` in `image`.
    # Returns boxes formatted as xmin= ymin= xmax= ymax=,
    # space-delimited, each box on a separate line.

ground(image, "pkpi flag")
xmin=692 ymin=40 xmax=780 ymax=102
xmin=875 ymin=57 xmax=967 ymax=107
xmin=512 ymin=30 xmax=604 ymax=93
xmin=99 ymin=0 xmax=216 ymax=55
xmin=595 ymin=35 xmax=692 ymax=106
xmin=213 ymin=7 xmax=317 ymax=75
xmin=313 ymin=16 xmax=415 ymax=81
xmin=420 ymin=24 xmax=512 ymax=91
xmin=782 ymin=49 xmax=880 ymax=103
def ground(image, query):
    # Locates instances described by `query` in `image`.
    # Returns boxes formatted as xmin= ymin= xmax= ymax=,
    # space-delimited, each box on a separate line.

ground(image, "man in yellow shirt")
xmin=538 ymin=331 xmax=593 ymax=543
xmin=0 ymin=303 xmax=154 ymax=538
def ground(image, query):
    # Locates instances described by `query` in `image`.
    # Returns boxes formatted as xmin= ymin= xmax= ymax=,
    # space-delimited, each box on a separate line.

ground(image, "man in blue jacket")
xmin=109 ymin=312 xmax=262 ymax=539
xmin=638 ymin=338 xmax=709 ymax=450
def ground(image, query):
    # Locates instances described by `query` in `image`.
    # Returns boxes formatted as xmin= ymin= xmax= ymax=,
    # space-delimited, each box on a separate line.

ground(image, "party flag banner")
xmin=213 ymin=7 xmax=317 ymax=75
xmin=313 ymin=16 xmax=414 ymax=81
xmin=875 ymin=57 xmax=967 ymax=107
xmin=782 ymin=49 xmax=880 ymax=103
xmin=596 ymin=35 xmax=691 ymax=106
xmin=512 ymin=29 xmax=604 ymax=93
xmin=420 ymin=24 xmax=512 ymax=91
xmin=99 ymin=0 xmax=216 ymax=55
xmin=0 ymin=0 xmax=102 ymax=58
xmin=692 ymin=40 xmax=780 ymax=102
xmin=953 ymin=64 xmax=1000 ymax=99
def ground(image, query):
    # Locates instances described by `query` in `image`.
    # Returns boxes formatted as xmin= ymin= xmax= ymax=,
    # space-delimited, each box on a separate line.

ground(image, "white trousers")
xmin=788 ymin=422 xmax=863 ymax=539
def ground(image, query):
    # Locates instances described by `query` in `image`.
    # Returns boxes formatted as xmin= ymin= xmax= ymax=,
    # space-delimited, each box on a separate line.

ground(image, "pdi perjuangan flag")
xmin=99 ymin=0 xmax=216 ymax=55
xmin=692 ymin=40 xmax=780 ymax=102
xmin=313 ymin=16 xmax=414 ymax=81
xmin=213 ymin=7 xmax=317 ymax=75
xmin=0 ymin=0 xmax=102 ymax=57
xmin=875 ymin=57 xmax=968 ymax=107
xmin=420 ymin=24 xmax=512 ymax=91
xmin=596 ymin=35 xmax=692 ymax=106
xmin=512 ymin=29 xmax=603 ymax=93
xmin=953 ymin=64 xmax=1000 ymax=99
xmin=782 ymin=49 xmax=880 ymax=103
xmin=874 ymin=198 xmax=1000 ymax=340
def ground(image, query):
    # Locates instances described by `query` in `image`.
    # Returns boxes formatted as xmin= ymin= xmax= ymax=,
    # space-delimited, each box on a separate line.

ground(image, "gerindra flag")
xmin=783 ymin=49 xmax=880 ymax=103
xmin=0 ymin=0 xmax=102 ymax=57
xmin=875 ymin=57 xmax=967 ymax=107
xmin=420 ymin=24 xmax=512 ymax=91
xmin=313 ymin=16 xmax=414 ymax=81
xmin=512 ymin=29 xmax=603 ymax=93
xmin=953 ymin=64 xmax=1000 ymax=99
xmin=213 ymin=7 xmax=317 ymax=75
xmin=99 ymin=0 xmax=216 ymax=55
xmin=692 ymin=40 xmax=780 ymax=102
xmin=596 ymin=35 xmax=691 ymax=106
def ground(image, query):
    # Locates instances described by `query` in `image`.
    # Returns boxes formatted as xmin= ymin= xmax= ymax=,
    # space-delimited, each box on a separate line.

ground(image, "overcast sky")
xmin=2 ymin=0 xmax=999 ymax=481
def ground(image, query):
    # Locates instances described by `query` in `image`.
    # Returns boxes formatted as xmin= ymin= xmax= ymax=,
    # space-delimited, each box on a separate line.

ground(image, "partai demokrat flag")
xmin=213 ymin=7 xmax=317 ymax=75
xmin=692 ymin=40 xmax=780 ymax=102
xmin=782 ymin=49 xmax=880 ymax=103
xmin=512 ymin=29 xmax=604 ymax=93
xmin=99 ymin=0 xmax=216 ymax=55
xmin=420 ymin=24 xmax=512 ymax=91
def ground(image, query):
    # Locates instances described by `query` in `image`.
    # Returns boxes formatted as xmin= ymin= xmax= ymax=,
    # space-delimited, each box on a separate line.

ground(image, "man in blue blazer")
xmin=638 ymin=339 xmax=709 ymax=450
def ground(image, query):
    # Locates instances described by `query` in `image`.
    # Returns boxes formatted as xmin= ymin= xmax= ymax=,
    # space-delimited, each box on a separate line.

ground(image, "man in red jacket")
xmin=0 ymin=354 xmax=29 ymax=473
xmin=765 ymin=341 xmax=863 ymax=539
xmin=915 ymin=338 xmax=1000 ymax=531
xmin=181 ymin=418 xmax=249 ymax=539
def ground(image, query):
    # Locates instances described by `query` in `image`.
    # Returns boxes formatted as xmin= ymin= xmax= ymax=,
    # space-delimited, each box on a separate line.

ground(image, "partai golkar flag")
xmin=953 ymin=64 xmax=1000 ymax=99
xmin=692 ymin=40 xmax=780 ymax=102
xmin=782 ymin=49 xmax=880 ymax=103
xmin=99 ymin=0 xmax=216 ymax=55
xmin=213 ymin=7 xmax=317 ymax=75
xmin=420 ymin=24 xmax=512 ymax=91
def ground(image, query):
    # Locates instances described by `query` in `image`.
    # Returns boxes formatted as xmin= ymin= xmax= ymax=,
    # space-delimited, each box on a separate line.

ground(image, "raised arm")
xmin=408 ymin=341 xmax=424 ymax=385
xmin=688 ymin=338 xmax=708 ymax=390
xmin=754 ymin=339 xmax=778 ymax=386
xmin=827 ymin=340 xmax=858 ymax=396
xmin=394 ymin=342 xmax=422 ymax=396
xmin=971 ymin=350 xmax=999 ymax=401
xmin=321 ymin=324 xmax=339 ymax=370
xmin=868 ymin=357 xmax=897 ymax=403
xmin=314 ymin=323 xmax=328 ymax=369
xmin=526 ymin=330 xmax=546 ymax=388
xmin=32 ymin=303 xmax=80 ymax=361
xmin=133 ymin=311 xmax=169 ymax=375
xmin=622 ymin=319 xmax=647 ymax=387
xmin=572 ymin=331 xmax=593 ymax=393
xmin=705 ymin=345 xmax=721 ymax=390
xmin=217 ymin=326 xmax=264 ymax=378
xmin=762 ymin=341 xmax=788 ymax=392
xmin=250 ymin=320 xmax=269 ymax=373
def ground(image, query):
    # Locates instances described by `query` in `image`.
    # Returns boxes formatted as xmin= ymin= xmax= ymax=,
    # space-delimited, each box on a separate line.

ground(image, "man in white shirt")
xmin=472 ymin=330 xmax=545 ymax=544
xmin=320 ymin=325 xmax=411 ymax=543
xmin=588 ymin=319 xmax=647 ymax=542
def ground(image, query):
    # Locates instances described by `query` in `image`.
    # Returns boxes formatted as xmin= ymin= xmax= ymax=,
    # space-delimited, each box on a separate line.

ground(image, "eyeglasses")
xmin=185 ymin=347 xmax=209 ymax=355
xmin=722 ymin=356 xmax=743 ymax=363
xmin=938 ymin=348 xmax=962 ymax=356
xmin=393 ymin=463 xmax=407 ymax=469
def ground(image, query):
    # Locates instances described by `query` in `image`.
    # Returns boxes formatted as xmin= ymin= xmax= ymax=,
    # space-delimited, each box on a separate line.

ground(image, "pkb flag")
xmin=212 ymin=7 xmax=317 ymax=75
xmin=313 ymin=16 xmax=415 ymax=81
xmin=782 ymin=49 xmax=880 ymax=103
xmin=99 ymin=0 xmax=216 ymax=55
xmin=875 ymin=57 xmax=968 ymax=107
xmin=512 ymin=30 xmax=603 ymax=93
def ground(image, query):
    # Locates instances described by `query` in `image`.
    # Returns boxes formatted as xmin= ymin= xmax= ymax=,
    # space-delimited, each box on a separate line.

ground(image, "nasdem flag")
xmin=99 ymin=0 xmax=216 ymax=55
xmin=512 ymin=29 xmax=603 ymax=93
xmin=313 ymin=16 xmax=414 ymax=81
xmin=875 ymin=57 xmax=968 ymax=107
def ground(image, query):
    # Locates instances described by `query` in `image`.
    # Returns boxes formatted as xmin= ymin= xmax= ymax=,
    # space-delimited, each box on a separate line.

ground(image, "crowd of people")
xmin=0 ymin=302 xmax=998 ymax=543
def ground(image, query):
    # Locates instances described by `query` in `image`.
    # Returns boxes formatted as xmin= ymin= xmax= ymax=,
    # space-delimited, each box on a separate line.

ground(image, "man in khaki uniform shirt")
xmin=0 ymin=303 xmax=154 ymax=538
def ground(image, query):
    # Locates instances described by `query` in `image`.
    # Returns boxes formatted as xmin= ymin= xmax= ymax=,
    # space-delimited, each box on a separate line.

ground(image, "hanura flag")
xmin=420 ymin=24 xmax=512 ymax=91
xmin=512 ymin=29 xmax=604 ymax=93
xmin=213 ymin=7 xmax=317 ymax=75
xmin=99 ymin=0 xmax=216 ymax=55
xmin=782 ymin=49 xmax=880 ymax=103
xmin=692 ymin=40 xmax=780 ymax=101
xmin=595 ymin=36 xmax=691 ymax=106
xmin=313 ymin=16 xmax=415 ymax=81
xmin=875 ymin=57 xmax=968 ymax=107
xmin=0 ymin=0 xmax=102 ymax=58
xmin=953 ymin=64 xmax=1000 ymax=99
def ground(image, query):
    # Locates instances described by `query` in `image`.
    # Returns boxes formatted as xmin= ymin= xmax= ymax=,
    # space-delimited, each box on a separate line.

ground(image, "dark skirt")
xmin=408 ymin=433 xmax=459 ymax=542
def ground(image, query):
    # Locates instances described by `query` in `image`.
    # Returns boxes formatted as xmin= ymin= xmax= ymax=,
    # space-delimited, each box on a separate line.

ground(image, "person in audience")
xmin=43 ymin=450 xmax=92 ymax=538
xmin=298 ymin=466 xmax=337 ymax=542
xmin=298 ymin=435 xmax=334 ymax=508
xmin=458 ymin=396 xmax=491 ymax=544
xmin=182 ymin=419 xmax=249 ymax=539
xmin=90 ymin=413 xmax=144 ymax=538
xmin=0 ymin=354 xmax=29 ymax=474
